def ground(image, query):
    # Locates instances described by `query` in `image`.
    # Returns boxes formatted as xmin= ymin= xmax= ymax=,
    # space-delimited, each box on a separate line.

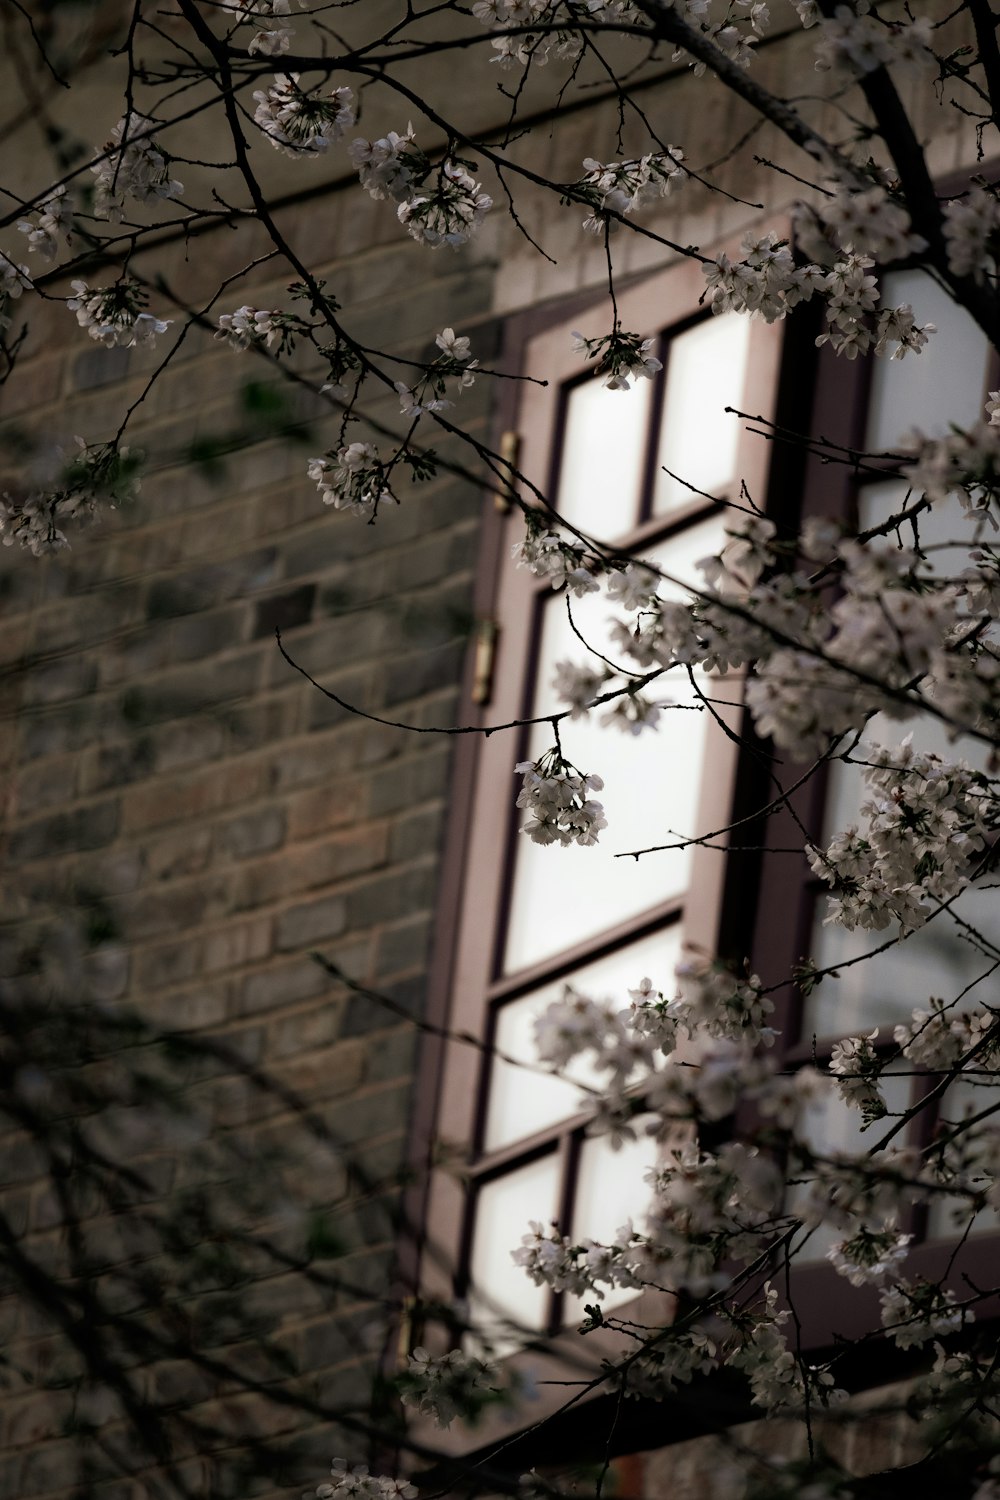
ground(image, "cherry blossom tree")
xmin=4 ymin=2 xmax=1000 ymax=1498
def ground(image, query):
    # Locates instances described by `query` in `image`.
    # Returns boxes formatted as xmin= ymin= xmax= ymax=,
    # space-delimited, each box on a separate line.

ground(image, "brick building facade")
xmin=0 ymin=3 xmax=988 ymax=1497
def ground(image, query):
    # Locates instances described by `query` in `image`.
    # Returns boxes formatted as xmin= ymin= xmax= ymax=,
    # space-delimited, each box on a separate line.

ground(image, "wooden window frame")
xmin=402 ymin=244 xmax=786 ymax=1458
xmin=742 ymin=280 xmax=1000 ymax=1359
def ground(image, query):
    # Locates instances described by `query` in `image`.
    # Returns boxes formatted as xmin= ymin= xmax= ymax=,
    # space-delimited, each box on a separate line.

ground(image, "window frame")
xmin=741 ymin=283 xmax=1000 ymax=1354
xmin=404 ymin=243 xmax=787 ymax=1455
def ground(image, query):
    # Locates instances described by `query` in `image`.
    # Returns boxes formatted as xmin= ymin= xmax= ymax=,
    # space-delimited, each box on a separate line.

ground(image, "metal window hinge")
xmin=471 ymin=619 xmax=499 ymax=706
xmin=495 ymin=429 xmax=520 ymax=513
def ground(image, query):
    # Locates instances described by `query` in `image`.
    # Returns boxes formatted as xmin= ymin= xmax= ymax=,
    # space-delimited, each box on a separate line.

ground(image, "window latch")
xmin=471 ymin=619 xmax=499 ymax=706
xmin=495 ymin=429 xmax=520 ymax=513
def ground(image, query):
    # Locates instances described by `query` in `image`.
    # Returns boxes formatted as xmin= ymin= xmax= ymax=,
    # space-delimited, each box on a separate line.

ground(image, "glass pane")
xmin=563 ymin=1123 xmax=660 ymax=1321
xmin=926 ymin=1074 xmax=1000 ymax=1239
xmin=556 ymin=374 xmax=652 ymax=538
xmin=851 ymin=477 xmax=985 ymax=606
xmin=788 ymin=1070 xmax=912 ymax=1262
xmin=865 ymin=269 xmax=989 ymax=452
xmin=503 ymin=520 xmax=726 ymax=973
xmin=485 ymin=927 xmax=682 ymax=1151
xmin=652 ymin=313 xmax=752 ymax=515
xmin=804 ymin=473 xmax=1000 ymax=1039
xmin=468 ymin=1153 xmax=561 ymax=1351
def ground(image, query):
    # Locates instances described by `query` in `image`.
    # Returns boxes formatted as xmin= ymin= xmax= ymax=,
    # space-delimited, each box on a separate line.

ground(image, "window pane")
xmin=556 ymin=374 xmax=652 ymax=538
xmin=468 ymin=1153 xmax=561 ymax=1350
xmin=788 ymin=1070 xmax=912 ymax=1262
xmin=865 ymin=269 xmax=989 ymax=452
xmin=485 ymin=927 xmax=682 ymax=1151
xmin=807 ymin=891 xmax=1000 ymax=1042
xmin=652 ymin=313 xmax=752 ymax=515
xmin=926 ymin=1074 xmax=1000 ymax=1239
xmin=804 ymin=474 xmax=1000 ymax=1040
xmin=563 ymin=1123 xmax=659 ymax=1321
xmin=503 ymin=520 xmax=725 ymax=974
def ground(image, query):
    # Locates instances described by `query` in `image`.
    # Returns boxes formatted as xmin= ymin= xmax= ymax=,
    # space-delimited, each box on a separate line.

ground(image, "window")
xmin=416 ymin=250 xmax=785 ymax=1414
xmin=748 ymin=268 xmax=1000 ymax=1344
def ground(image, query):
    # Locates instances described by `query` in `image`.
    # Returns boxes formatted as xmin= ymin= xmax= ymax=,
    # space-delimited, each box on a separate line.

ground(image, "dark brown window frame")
xmin=400 ymin=244 xmax=787 ymax=1459
xmin=743 ymin=273 xmax=1000 ymax=1357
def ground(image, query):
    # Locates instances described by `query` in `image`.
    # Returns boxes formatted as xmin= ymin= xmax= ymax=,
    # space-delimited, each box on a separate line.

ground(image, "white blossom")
xmin=317 ymin=1461 xmax=416 ymax=1500
xmin=515 ymin=749 xmax=607 ymax=846
xmin=942 ymin=188 xmax=1000 ymax=280
xmin=91 ymin=112 xmax=183 ymax=221
xmin=215 ymin=305 xmax=281 ymax=350
xmin=401 ymin=1347 xmax=504 ymax=1427
xmin=879 ymin=1280 xmax=968 ymax=1349
xmin=67 ymin=279 xmax=171 ymax=348
xmin=253 ymin=75 xmax=355 ymax=157
xmin=308 ymin=442 xmax=393 ymax=520
xmin=16 ymin=186 xmax=72 ymax=261
xmin=398 ymin=160 xmax=493 ymax=248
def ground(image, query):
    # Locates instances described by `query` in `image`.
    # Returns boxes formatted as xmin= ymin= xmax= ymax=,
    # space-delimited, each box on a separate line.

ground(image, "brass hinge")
xmin=495 ymin=429 xmax=520 ymax=513
xmin=396 ymin=1295 xmax=415 ymax=1370
xmin=471 ymin=619 xmax=499 ymax=706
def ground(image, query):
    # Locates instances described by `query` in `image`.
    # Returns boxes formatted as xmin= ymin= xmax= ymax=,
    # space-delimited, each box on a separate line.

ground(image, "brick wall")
xmin=0 ymin=177 xmax=498 ymax=1497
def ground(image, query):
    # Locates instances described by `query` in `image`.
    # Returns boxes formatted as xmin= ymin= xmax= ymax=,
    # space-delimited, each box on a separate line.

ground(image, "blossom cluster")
xmin=253 ymin=74 xmax=355 ymax=157
xmin=317 ymin=1462 xmax=416 ymax=1500
xmin=515 ymin=748 xmax=607 ymax=846
xmin=400 ymin=1347 xmax=505 ymax=1428
xmin=91 ymin=113 xmax=183 ymax=221
xmin=68 ymin=278 xmax=171 ymax=349
xmin=577 ymin=150 xmax=685 ymax=233
xmin=813 ymin=8 xmax=933 ymax=77
xmin=571 ymin=327 xmax=662 ymax=390
xmin=473 ymin=1 xmax=639 ymax=69
xmin=394 ymin=327 xmax=479 ymax=417
xmin=809 ymin=741 xmax=1000 ymax=936
xmin=223 ymin=0 xmax=300 ymax=56
xmin=16 ymin=186 xmax=72 ymax=261
xmin=308 ymin=442 xmax=393 ymax=521
xmin=350 ymin=129 xmax=493 ymax=247
xmin=0 ymin=441 xmax=141 ymax=556
xmin=0 ymin=254 xmax=32 ymax=328
xmin=705 ymin=233 xmax=934 ymax=362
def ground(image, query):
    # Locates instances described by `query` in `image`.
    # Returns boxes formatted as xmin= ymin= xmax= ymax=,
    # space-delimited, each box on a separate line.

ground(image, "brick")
xmin=134 ymin=936 xmax=200 ymax=992
xmin=286 ymin=781 xmax=367 ymax=840
xmin=123 ymin=759 xmax=264 ymax=833
xmin=362 ymin=1024 xmax=416 ymax=1086
xmin=236 ymin=957 xmax=330 ymax=1016
xmin=268 ymin=1001 xmax=343 ymax=1059
xmin=341 ymin=974 xmax=422 ymax=1038
xmin=171 ymin=604 xmax=248 ymax=663
xmin=387 ymin=803 xmax=445 ymax=864
xmin=275 ymin=893 xmax=347 ymax=950
xmin=19 ymin=655 xmax=97 ymax=707
xmin=118 ymin=650 xmax=262 ymax=725
xmin=201 ymin=916 xmax=272 ymax=975
xmin=141 ymin=984 xmax=228 ymax=1031
xmin=343 ymin=862 xmax=438 ymax=929
xmin=119 ymin=873 xmax=235 ymax=942
xmin=367 ymin=745 xmax=452 ymax=817
xmin=371 ymin=915 xmax=433 ymax=981
xmin=273 ymin=1039 xmax=366 ymax=1101
xmin=144 ymin=824 xmax=213 ymax=881
xmin=217 ymin=806 xmax=286 ymax=859
xmin=320 ymin=1082 xmax=410 ymax=1147
xmin=7 ymin=798 xmax=119 ymax=864
xmin=1 ymin=1391 xmax=74 ymax=1450
xmin=78 ymin=734 xmax=157 ymax=793
xmin=253 ymin=584 xmax=316 ymax=638
xmin=84 ymin=944 xmax=130 ymax=1002
xmin=382 ymin=638 xmax=467 ymax=706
